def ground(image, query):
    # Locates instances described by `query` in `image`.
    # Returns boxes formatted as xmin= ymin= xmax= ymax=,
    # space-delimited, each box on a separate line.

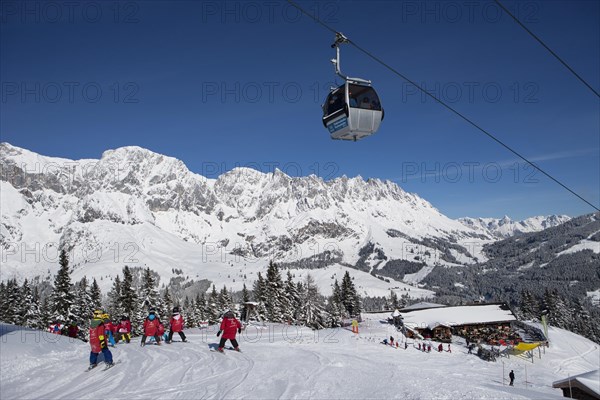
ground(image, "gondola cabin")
xmin=322 ymin=81 xmax=384 ymax=141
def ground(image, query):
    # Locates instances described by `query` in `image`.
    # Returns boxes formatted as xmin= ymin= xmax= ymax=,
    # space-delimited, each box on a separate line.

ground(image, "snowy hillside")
xmin=458 ymin=215 xmax=571 ymax=239
xmin=1 ymin=320 xmax=598 ymax=399
xmin=1 ymin=142 xmax=494 ymax=296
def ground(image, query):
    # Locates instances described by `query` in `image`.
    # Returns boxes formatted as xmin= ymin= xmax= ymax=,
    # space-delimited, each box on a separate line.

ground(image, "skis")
xmin=85 ymin=360 xmax=121 ymax=372
xmin=103 ymin=360 xmax=120 ymax=371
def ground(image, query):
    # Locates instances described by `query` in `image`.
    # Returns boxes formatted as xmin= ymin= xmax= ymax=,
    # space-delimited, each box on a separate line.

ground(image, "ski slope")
xmin=1 ymin=319 xmax=598 ymax=399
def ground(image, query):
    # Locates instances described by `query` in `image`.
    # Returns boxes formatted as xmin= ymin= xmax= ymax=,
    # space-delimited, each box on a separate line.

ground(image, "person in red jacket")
xmin=67 ymin=319 xmax=79 ymax=339
xmin=217 ymin=310 xmax=242 ymax=352
xmin=141 ymin=310 xmax=162 ymax=346
xmin=89 ymin=317 xmax=114 ymax=369
xmin=167 ymin=306 xmax=187 ymax=344
xmin=116 ymin=316 xmax=132 ymax=344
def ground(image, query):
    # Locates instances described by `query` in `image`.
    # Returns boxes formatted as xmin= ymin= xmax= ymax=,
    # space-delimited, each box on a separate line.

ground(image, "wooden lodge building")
xmin=399 ymin=302 xmax=519 ymax=344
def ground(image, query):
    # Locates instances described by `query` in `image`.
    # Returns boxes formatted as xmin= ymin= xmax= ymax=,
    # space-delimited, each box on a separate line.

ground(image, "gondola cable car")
xmin=322 ymin=33 xmax=384 ymax=141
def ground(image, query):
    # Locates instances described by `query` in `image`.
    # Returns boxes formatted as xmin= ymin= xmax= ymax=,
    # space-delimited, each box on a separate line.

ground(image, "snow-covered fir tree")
xmin=89 ymin=278 xmax=102 ymax=311
xmin=106 ymin=275 xmax=123 ymax=318
xmin=519 ymin=289 xmax=540 ymax=321
xmin=543 ymin=288 xmax=570 ymax=329
xmin=300 ymin=274 xmax=327 ymax=329
xmin=206 ymin=285 xmax=221 ymax=323
xmin=162 ymin=286 xmax=173 ymax=319
xmin=218 ymin=285 xmax=234 ymax=313
xmin=194 ymin=292 xmax=207 ymax=324
xmin=119 ymin=266 xmax=138 ymax=321
xmin=265 ymin=261 xmax=285 ymax=322
xmin=284 ymin=272 xmax=301 ymax=322
xmin=340 ymin=271 xmax=361 ymax=318
xmin=326 ymin=280 xmax=345 ymax=327
xmin=240 ymin=283 xmax=250 ymax=321
xmin=72 ymin=277 xmax=94 ymax=324
xmin=49 ymin=250 xmax=74 ymax=322
xmin=251 ymin=272 xmax=268 ymax=321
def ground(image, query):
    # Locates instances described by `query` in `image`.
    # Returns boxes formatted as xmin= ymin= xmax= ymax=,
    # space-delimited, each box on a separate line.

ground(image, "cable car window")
xmin=324 ymin=88 xmax=345 ymax=116
xmin=348 ymin=84 xmax=382 ymax=111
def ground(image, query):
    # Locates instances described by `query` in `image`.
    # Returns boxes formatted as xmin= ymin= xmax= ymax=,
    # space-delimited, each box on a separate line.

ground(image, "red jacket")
xmin=104 ymin=321 xmax=116 ymax=334
xmin=67 ymin=325 xmax=78 ymax=338
xmin=143 ymin=318 xmax=161 ymax=336
xmin=118 ymin=320 xmax=131 ymax=333
xmin=220 ymin=317 xmax=241 ymax=340
xmin=89 ymin=324 xmax=107 ymax=353
xmin=170 ymin=315 xmax=184 ymax=332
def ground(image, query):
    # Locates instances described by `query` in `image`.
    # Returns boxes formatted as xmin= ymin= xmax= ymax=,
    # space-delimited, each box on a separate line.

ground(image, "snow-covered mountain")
xmin=458 ymin=215 xmax=571 ymax=239
xmin=0 ymin=142 xmax=569 ymax=297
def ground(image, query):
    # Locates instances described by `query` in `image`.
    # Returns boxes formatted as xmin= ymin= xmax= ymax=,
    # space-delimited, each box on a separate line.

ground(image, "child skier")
xmin=89 ymin=315 xmax=114 ymax=370
xmin=141 ymin=310 xmax=162 ymax=346
xmin=67 ymin=319 xmax=79 ymax=339
xmin=102 ymin=314 xmax=116 ymax=347
xmin=117 ymin=316 xmax=131 ymax=344
xmin=167 ymin=306 xmax=187 ymax=344
xmin=216 ymin=310 xmax=242 ymax=352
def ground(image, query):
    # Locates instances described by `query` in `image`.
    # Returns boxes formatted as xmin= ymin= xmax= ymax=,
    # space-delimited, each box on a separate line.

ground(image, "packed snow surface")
xmin=1 ymin=318 xmax=598 ymax=400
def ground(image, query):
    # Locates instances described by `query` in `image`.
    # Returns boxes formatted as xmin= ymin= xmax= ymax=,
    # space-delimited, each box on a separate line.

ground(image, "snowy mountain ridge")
xmin=0 ymin=142 xmax=572 ymax=296
xmin=458 ymin=215 xmax=571 ymax=239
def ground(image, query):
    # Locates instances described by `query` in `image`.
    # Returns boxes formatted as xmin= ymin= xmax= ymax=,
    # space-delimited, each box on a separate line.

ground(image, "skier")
xmin=389 ymin=336 xmax=394 ymax=347
xmin=216 ymin=310 xmax=242 ymax=352
xmin=141 ymin=310 xmax=162 ymax=346
xmin=438 ymin=343 xmax=443 ymax=352
xmin=67 ymin=319 xmax=79 ymax=339
xmin=509 ymin=370 xmax=515 ymax=386
xmin=88 ymin=314 xmax=114 ymax=370
xmin=102 ymin=314 xmax=116 ymax=347
xmin=117 ymin=316 xmax=131 ymax=344
xmin=447 ymin=343 xmax=451 ymax=353
xmin=167 ymin=306 xmax=187 ymax=344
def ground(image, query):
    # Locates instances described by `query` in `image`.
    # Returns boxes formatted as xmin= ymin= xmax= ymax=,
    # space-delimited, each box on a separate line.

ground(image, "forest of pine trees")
xmin=4 ymin=250 xmax=596 ymax=343
xmin=0 ymin=255 xmax=363 ymax=336
xmin=517 ymin=289 xmax=600 ymax=343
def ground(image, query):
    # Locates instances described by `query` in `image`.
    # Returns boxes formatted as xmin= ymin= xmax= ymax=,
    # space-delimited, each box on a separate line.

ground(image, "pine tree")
xmin=39 ymin=294 xmax=52 ymax=329
xmin=340 ymin=271 xmax=361 ymax=318
xmin=240 ymin=283 xmax=250 ymax=321
xmin=207 ymin=285 xmax=220 ymax=323
xmin=107 ymin=275 xmax=123 ymax=318
xmin=300 ymin=274 xmax=327 ymax=329
xmin=252 ymin=273 xmax=267 ymax=321
xmin=16 ymin=279 xmax=34 ymax=326
xmin=5 ymin=279 xmax=20 ymax=324
xmin=264 ymin=261 xmax=285 ymax=322
xmin=572 ymin=298 xmax=594 ymax=341
xmin=0 ymin=281 xmax=7 ymax=322
xmin=326 ymin=280 xmax=344 ymax=327
xmin=31 ymin=287 xmax=45 ymax=330
xmin=162 ymin=286 xmax=173 ymax=319
xmin=389 ymin=290 xmax=400 ymax=310
xmin=119 ymin=266 xmax=137 ymax=320
xmin=543 ymin=289 xmax=570 ymax=329
xmin=138 ymin=268 xmax=161 ymax=313
xmin=194 ymin=292 xmax=207 ymax=324
xmin=519 ymin=289 xmax=540 ymax=321
xmin=284 ymin=272 xmax=301 ymax=322
xmin=219 ymin=285 xmax=233 ymax=312
xmin=50 ymin=249 xmax=74 ymax=322
xmin=89 ymin=278 xmax=102 ymax=311
xmin=72 ymin=277 xmax=94 ymax=323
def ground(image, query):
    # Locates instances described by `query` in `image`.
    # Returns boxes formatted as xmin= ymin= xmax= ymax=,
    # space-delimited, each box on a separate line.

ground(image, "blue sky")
xmin=1 ymin=0 xmax=598 ymax=220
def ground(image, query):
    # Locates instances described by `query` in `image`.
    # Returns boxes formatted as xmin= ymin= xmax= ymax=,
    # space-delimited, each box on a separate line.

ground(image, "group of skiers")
xmin=140 ymin=306 xmax=187 ymax=346
xmin=87 ymin=307 xmax=243 ymax=369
